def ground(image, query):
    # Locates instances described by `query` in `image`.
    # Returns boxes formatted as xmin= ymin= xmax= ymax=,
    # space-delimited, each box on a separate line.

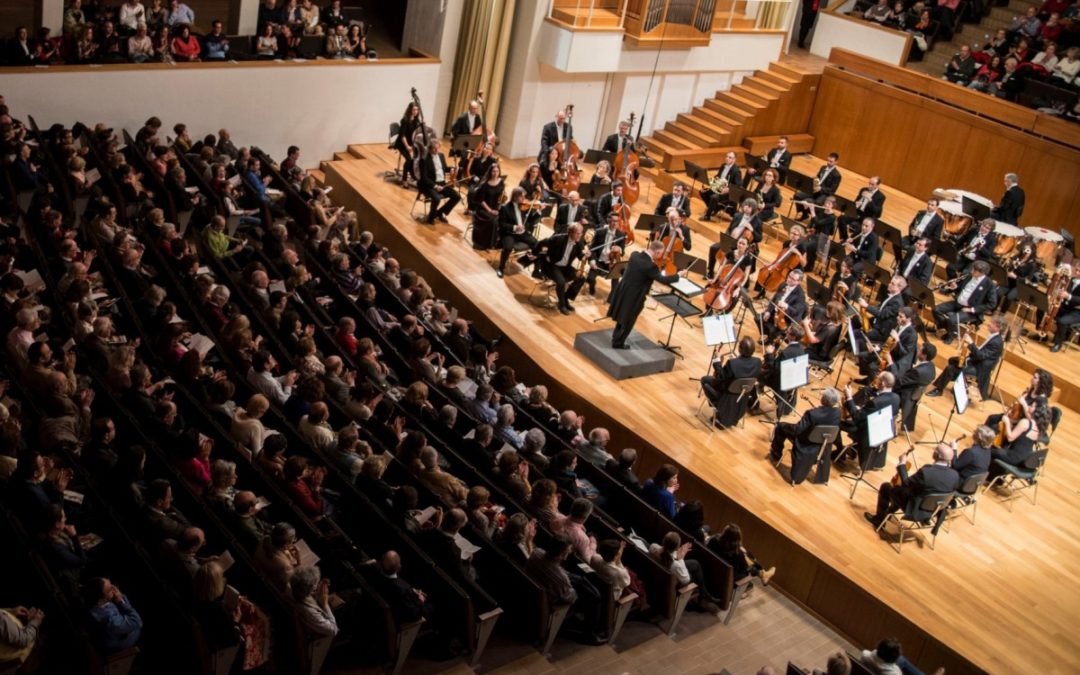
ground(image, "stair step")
xmin=715 ymin=91 xmax=766 ymax=114
xmin=309 ymin=168 xmax=326 ymax=184
xmin=333 ymin=151 xmax=353 ymax=162
xmin=754 ymin=68 xmax=799 ymax=88
xmin=641 ymin=135 xmax=682 ymax=161
xmin=652 ymin=128 xmax=698 ymax=150
xmin=769 ymin=60 xmax=813 ymax=80
xmin=734 ymin=83 xmax=780 ymax=105
xmin=347 ymin=144 xmax=366 ymax=159
xmin=747 ymin=74 xmax=789 ymax=94
xmin=665 ymin=120 xmax=720 ymax=147
xmin=677 ymin=112 xmax=733 ymax=139
xmin=703 ymin=98 xmax=752 ymax=121
xmin=320 ymin=160 xmax=333 ymax=173
xmin=693 ymin=105 xmax=744 ymax=130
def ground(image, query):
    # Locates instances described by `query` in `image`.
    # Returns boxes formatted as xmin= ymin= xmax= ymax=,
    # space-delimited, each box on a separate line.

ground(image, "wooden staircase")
xmin=640 ymin=61 xmax=821 ymax=171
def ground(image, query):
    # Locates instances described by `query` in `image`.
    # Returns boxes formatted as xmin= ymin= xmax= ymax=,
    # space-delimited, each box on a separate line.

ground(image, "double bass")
xmin=463 ymin=90 xmax=498 ymax=179
xmin=409 ymin=88 xmax=435 ymax=182
xmin=551 ymin=104 xmax=581 ymax=196
xmin=615 ymin=112 xmax=641 ymax=207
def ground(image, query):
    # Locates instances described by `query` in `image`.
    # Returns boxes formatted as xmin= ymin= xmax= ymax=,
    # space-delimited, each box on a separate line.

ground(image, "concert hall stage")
xmin=319 ymin=143 xmax=1080 ymax=675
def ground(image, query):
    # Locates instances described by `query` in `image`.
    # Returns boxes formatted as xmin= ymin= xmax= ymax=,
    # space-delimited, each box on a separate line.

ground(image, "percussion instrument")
xmin=937 ymin=200 xmax=972 ymax=240
xmin=932 ymin=188 xmax=958 ymax=202
xmin=992 ymin=221 xmax=1025 ymax=257
xmin=1025 ymin=226 xmax=1065 ymax=268
xmin=946 ymin=189 xmax=993 ymax=209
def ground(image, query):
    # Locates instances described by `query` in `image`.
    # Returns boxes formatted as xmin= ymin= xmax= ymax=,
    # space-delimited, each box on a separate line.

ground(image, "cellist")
xmin=650 ymin=207 xmax=692 ymax=253
xmin=707 ymin=199 xmax=761 ymax=279
xmin=760 ymin=269 xmax=807 ymax=343
xmin=753 ymin=224 xmax=809 ymax=299
xmin=703 ymin=236 xmax=754 ymax=314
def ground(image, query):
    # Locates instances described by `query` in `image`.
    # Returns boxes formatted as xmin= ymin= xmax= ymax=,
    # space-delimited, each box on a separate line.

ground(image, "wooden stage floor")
xmin=320 ymin=143 xmax=1080 ymax=675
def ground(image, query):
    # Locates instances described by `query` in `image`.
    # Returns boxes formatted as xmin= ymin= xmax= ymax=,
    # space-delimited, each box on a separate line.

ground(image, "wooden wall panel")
xmin=808 ymin=69 xmax=1080 ymax=228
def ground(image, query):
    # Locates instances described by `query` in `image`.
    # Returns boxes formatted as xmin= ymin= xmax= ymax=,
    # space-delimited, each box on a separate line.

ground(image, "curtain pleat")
xmin=445 ymin=0 xmax=517 ymax=135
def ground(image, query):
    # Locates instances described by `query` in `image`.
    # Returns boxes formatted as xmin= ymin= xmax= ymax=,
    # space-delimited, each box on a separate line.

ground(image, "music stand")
xmin=576 ymin=183 xmax=611 ymax=201
xmin=694 ymin=313 xmax=738 ymax=400
xmin=919 ymin=371 xmax=968 ymax=446
xmin=875 ymin=221 xmax=903 ymax=261
xmin=931 ymin=240 xmax=958 ymax=270
xmin=451 ymin=134 xmax=483 ymax=158
xmin=728 ymin=185 xmax=755 ymax=208
xmin=684 ymin=161 xmax=711 ymax=197
xmin=863 ymin=262 xmax=892 ymax=300
xmin=806 ymin=276 xmax=830 ymax=306
xmin=961 ymin=196 xmax=991 ymax=222
xmin=583 ymin=149 xmax=615 ymax=166
xmin=745 ymin=154 xmax=769 ymax=175
xmin=906 ymin=278 xmax=937 ymax=340
xmin=674 ymin=251 xmax=704 ymax=278
xmin=761 ymin=354 xmax=809 ymax=424
xmin=823 ymin=240 xmax=848 ymax=281
xmin=778 ymin=215 xmax=801 ymax=236
xmin=1012 ymin=281 xmax=1048 ymax=352
xmin=836 ymin=197 xmax=856 ymax=218
xmin=653 ymin=276 xmax=704 ymax=357
xmin=786 ymin=170 xmax=814 ymax=194
xmin=987 ymin=262 xmax=1008 ymax=287
xmin=635 ymin=213 xmax=666 ymax=234
xmin=844 ymin=405 xmax=897 ymax=498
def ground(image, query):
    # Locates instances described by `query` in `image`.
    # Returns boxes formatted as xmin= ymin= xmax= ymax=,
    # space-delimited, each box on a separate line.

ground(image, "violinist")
xmin=858 ymin=306 xmax=917 ymax=380
xmin=469 ymin=163 xmax=505 ymax=250
xmin=805 ymin=195 xmax=837 ymax=271
xmin=858 ymin=274 xmax=906 ymax=342
xmin=467 ymin=141 xmax=497 ymax=184
xmin=554 ymin=190 xmax=591 ymax=235
xmin=802 ymin=300 xmax=845 ymax=363
xmin=395 ymin=101 xmax=421 ymax=188
xmin=705 ymin=236 xmax=754 ymax=313
xmin=931 ymin=260 xmax=995 ymax=344
xmin=495 ymin=187 xmax=540 ymax=279
xmin=828 ymin=257 xmax=862 ymax=307
xmin=896 ymin=237 xmax=933 ymax=285
xmin=756 ymin=322 xmax=807 ymax=414
xmin=418 ymin=139 xmax=461 ymax=225
xmin=700 ymin=151 xmax=742 ymax=222
xmin=997 ymin=241 xmax=1038 ymax=313
xmin=984 ymin=368 xmax=1052 ymax=430
xmin=706 ymin=199 xmax=761 ymax=279
xmin=988 ymin=399 xmax=1050 ymax=481
xmin=793 ymin=152 xmax=842 ymax=220
xmin=864 ymin=442 xmax=958 ymax=530
xmin=844 ymin=217 xmax=879 ymax=275
xmin=590 ymin=160 xmax=613 ymax=185
xmin=900 ymin=198 xmax=943 ymax=251
xmin=751 ymin=169 xmax=782 ymax=223
xmin=540 ymin=147 xmax=561 ymax=190
xmin=573 ymin=213 xmax=626 ymax=298
xmin=769 ymin=387 xmax=841 ymax=485
xmin=601 ymin=120 xmax=633 ymax=153
xmin=753 ymin=224 xmax=809 ymax=299
xmin=946 ymin=218 xmax=996 ymax=280
xmin=537 ymin=223 xmax=587 ymax=315
xmin=836 ymin=371 xmax=900 ymax=470
xmin=889 ymin=339 xmax=934 ymax=429
xmin=702 ymin=335 xmax=762 ymax=428
xmin=651 ymin=207 xmax=692 ymax=252
xmin=760 ymin=269 xmax=807 ymax=343
xmin=928 ymin=313 xmax=1005 ymax=401
xmin=596 ymin=180 xmax=627 ymax=224
xmin=654 ymin=182 xmax=691 ymax=219
xmin=519 ymin=162 xmax=549 ymax=202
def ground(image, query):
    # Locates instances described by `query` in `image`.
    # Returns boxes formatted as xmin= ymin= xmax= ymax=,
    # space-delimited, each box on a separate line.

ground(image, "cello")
xmin=702 ymin=247 xmax=749 ymax=313
xmin=655 ymin=220 xmax=684 ymax=276
xmin=551 ymin=104 xmax=581 ymax=196
xmin=756 ymin=244 xmax=802 ymax=294
xmin=615 ymin=112 xmax=641 ymax=207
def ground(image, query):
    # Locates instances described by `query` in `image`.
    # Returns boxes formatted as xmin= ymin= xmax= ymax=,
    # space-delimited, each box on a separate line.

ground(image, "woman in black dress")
xmin=470 ymin=163 xmax=505 ymax=250
xmin=988 ymin=400 xmax=1050 ymax=479
xmin=802 ymin=300 xmax=845 ymax=362
xmin=468 ymin=141 xmax=498 ymax=185
xmin=395 ymin=102 xmax=421 ymax=187
xmin=519 ymin=162 xmax=548 ymax=202
xmin=985 ymin=369 xmax=1052 ymax=429
xmin=753 ymin=168 xmax=783 ymax=222
xmin=540 ymin=146 xmax=561 ymax=191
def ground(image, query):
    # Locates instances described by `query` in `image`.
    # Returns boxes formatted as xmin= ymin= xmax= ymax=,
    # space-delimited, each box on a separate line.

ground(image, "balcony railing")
xmin=548 ymin=0 xmax=792 ymax=44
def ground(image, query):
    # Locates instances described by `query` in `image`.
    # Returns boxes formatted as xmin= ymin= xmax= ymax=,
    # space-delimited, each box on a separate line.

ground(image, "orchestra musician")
xmin=836 ymin=370 xmax=900 ymax=470
xmin=651 ymin=207 xmax=692 ymax=252
xmin=706 ymin=198 xmax=760 ymax=279
xmin=606 ymin=240 xmax=686 ymax=349
xmin=536 ymin=223 xmax=588 ymax=315
xmin=753 ymin=224 xmax=809 ymax=299
xmin=746 ymin=135 xmax=792 ymax=184
xmin=946 ymin=218 xmax=996 ymax=279
xmin=467 ymin=141 xmax=497 ymax=184
xmin=769 ymin=387 xmax=841 ymax=485
xmin=928 ymin=313 xmax=1006 ymax=401
xmin=571 ymin=212 xmax=626 ymax=299
xmin=805 ymin=195 xmax=838 ymax=271
xmin=900 ymin=198 xmax=943 ymax=250
xmin=1048 ymin=264 xmax=1080 ymax=353
xmin=828 ymin=257 xmax=862 ymax=306
xmin=802 ymin=300 xmax=845 ymax=362
xmin=858 ymin=306 xmax=918 ymax=380
xmin=519 ymin=162 xmax=549 ymax=202
xmin=990 ymin=172 xmax=1025 ymax=225
xmin=700 ymin=151 xmax=742 ymax=222
xmin=858 ymin=274 xmax=907 ymax=342
xmin=844 ymin=217 xmax=879 ymax=274
xmin=996 ymin=241 xmax=1038 ymax=312
xmin=450 ymin=99 xmax=484 ymax=160
xmin=702 ymin=335 xmax=762 ymax=428
xmin=952 ymin=426 xmax=994 ymax=482
xmin=590 ymin=160 xmax=613 ymax=185
xmin=596 ymin=180 xmax=627 ymax=224
xmin=654 ymin=182 xmax=691 ymax=219
xmin=705 ymin=237 xmax=755 ymax=312
xmin=468 ymin=163 xmax=505 ymax=250
xmin=932 ymin=261 xmax=996 ymax=343
xmin=395 ymin=101 xmax=422 ymax=188
xmin=840 ymin=176 xmax=886 ymax=238
xmin=756 ymin=322 xmax=807 ymax=414
xmin=539 ymin=108 xmax=574 ymax=161
xmin=554 ymin=190 xmax=591 ymax=235
xmin=760 ymin=269 xmax=808 ymax=343
xmin=897 ymin=237 xmax=933 ymax=285
xmin=418 ymin=139 xmax=462 ymax=225
xmin=864 ymin=443 xmax=959 ymax=530
xmin=751 ymin=169 xmax=783 ymax=223
xmin=601 ymin=119 xmax=634 ymax=153
xmin=988 ymin=399 xmax=1050 ymax=481
xmin=495 ymin=187 xmax=540 ymax=279
xmin=893 ymin=341 xmax=936 ymax=432
xmin=984 ymin=368 xmax=1052 ymax=429
xmin=793 ymin=152 xmax=842 ymax=220
xmin=540 ymin=147 xmax=561 ymax=189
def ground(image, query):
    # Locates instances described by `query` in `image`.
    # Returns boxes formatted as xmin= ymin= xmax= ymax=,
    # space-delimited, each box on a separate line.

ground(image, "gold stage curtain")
xmin=757 ymin=0 xmax=790 ymax=29
xmin=445 ymin=0 xmax=517 ymax=135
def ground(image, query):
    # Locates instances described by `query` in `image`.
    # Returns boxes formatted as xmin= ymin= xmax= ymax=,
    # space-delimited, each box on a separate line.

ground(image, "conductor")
xmin=607 ymin=240 xmax=686 ymax=349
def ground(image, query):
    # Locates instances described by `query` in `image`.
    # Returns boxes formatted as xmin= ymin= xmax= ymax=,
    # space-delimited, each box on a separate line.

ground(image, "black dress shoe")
xmin=942 ymin=335 xmax=955 ymax=345
xmin=926 ymin=389 xmax=942 ymax=397
xmin=558 ymin=306 xmax=571 ymax=315
xmin=864 ymin=512 xmax=882 ymax=527
xmin=1050 ymin=344 xmax=1063 ymax=353
xmin=436 ymin=213 xmax=449 ymax=223
xmin=565 ymin=303 xmax=575 ymax=313
xmin=853 ymin=377 xmax=869 ymax=386
xmin=496 ymin=269 xmax=504 ymax=279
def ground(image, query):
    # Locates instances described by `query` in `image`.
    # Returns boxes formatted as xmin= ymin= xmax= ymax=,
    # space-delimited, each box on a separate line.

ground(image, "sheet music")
xmin=953 ymin=372 xmax=969 ymax=414
xmin=453 ymin=533 xmax=481 ymax=560
xmin=779 ymin=354 xmax=810 ymax=392
xmin=295 ymin=539 xmax=320 ymax=567
xmin=668 ymin=276 xmax=703 ymax=297
xmin=867 ymin=406 xmax=897 ymax=447
xmin=14 ymin=268 xmax=42 ymax=289
xmin=186 ymin=333 xmax=215 ymax=357
xmin=702 ymin=314 xmax=736 ymax=346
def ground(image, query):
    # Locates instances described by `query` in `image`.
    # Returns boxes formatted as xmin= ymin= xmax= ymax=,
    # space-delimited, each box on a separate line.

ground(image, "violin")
xmin=551 ymin=104 xmax=581 ymax=196
xmin=800 ymin=317 xmax=816 ymax=347
xmin=832 ymin=281 xmax=848 ymax=304
xmin=615 ymin=112 xmax=641 ymax=207
xmin=890 ymin=448 xmax=914 ymax=488
xmin=877 ymin=333 xmax=897 ymax=372
xmin=994 ymin=388 xmax=1028 ymax=447
xmin=575 ymin=229 xmax=595 ymax=280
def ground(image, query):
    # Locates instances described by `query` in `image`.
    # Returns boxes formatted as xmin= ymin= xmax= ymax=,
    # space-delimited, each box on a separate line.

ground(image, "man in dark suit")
xmin=991 ymin=172 xmax=1025 ymax=225
xmin=946 ymin=219 xmax=997 ymax=279
xmin=708 ymin=200 xmax=763 ymax=278
xmin=654 ymin=182 xmax=691 ymax=219
xmin=901 ymin=199 xmax=944 ymax=250
xmin=892 ymin=342 xmax=936 ymax=432
xmin=932 ymin=261 xmax=996 ymax=343
xmin=752 ymin=136 xmax=793 ymax=183
xmin=539 ymin=109 xmax=573 ymax=161
xmin=844 ymin=217 xmax=880 ymax=274
xmin=759 ymin=323 xmax=808 ymax=414
xmin=605 ymin=448 xmax=642 ymax=492
xmin=553 ymin=190 xmax=591 ymax=234
xmin=601 ymin=120 xmax=633 ymax=153
xmin=573 ymin=213 xmax=626 ymax=298
xmin=990 ymin=57 xmax=1025 ymax=103
xmin=451 ymin=100 xmax=483 ymax=140
xmin=866 ymin=444 xmax=959 ymax=527
xmin=760 ymin=269 xmax=808 ymax=343
xmin=1049 ymin=264 xmax=1080 ymax=353
xmin=859 ymin=274 xmax=907 ymax=342
xmin=840 ymin=177 xmax=887 ymax=237
xmin=929 ymin=313 xmax=1005 ymax=400
xmin=839 ymin=371 xmax=901 ymax=470
xmin=952 ymin=426 xmax=994 ymax=482
xmin=537 ymin=224 xmax=587 ymax=315
xmin=770 ymin=387 xmax=842 ymax=484
xmin=702 ymin=335 xmax=763 ymax=428
xmin=606 ymin=241 xmax=685 ymax=349
xmin=793 ymin=152 xmax=842 ymax=219
xmin=495 ymin=187 xmax=540 ymax=278
xmin=859 ymin=306 xmax=918 ymax=379
xmin=595 ymin=181 xmax=626 ymax=225
xmin=418 ymin=140 xmax=461 ymax=224
xmin=897 ymin=237 xmax=933 ymax=285
xmin=418 ymin=508 xmax=477 ymax=585
xmin=700 ymin=151 xmax=742 ymax=221
xmin=372 ymin=550 xmax=432 ymax=625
